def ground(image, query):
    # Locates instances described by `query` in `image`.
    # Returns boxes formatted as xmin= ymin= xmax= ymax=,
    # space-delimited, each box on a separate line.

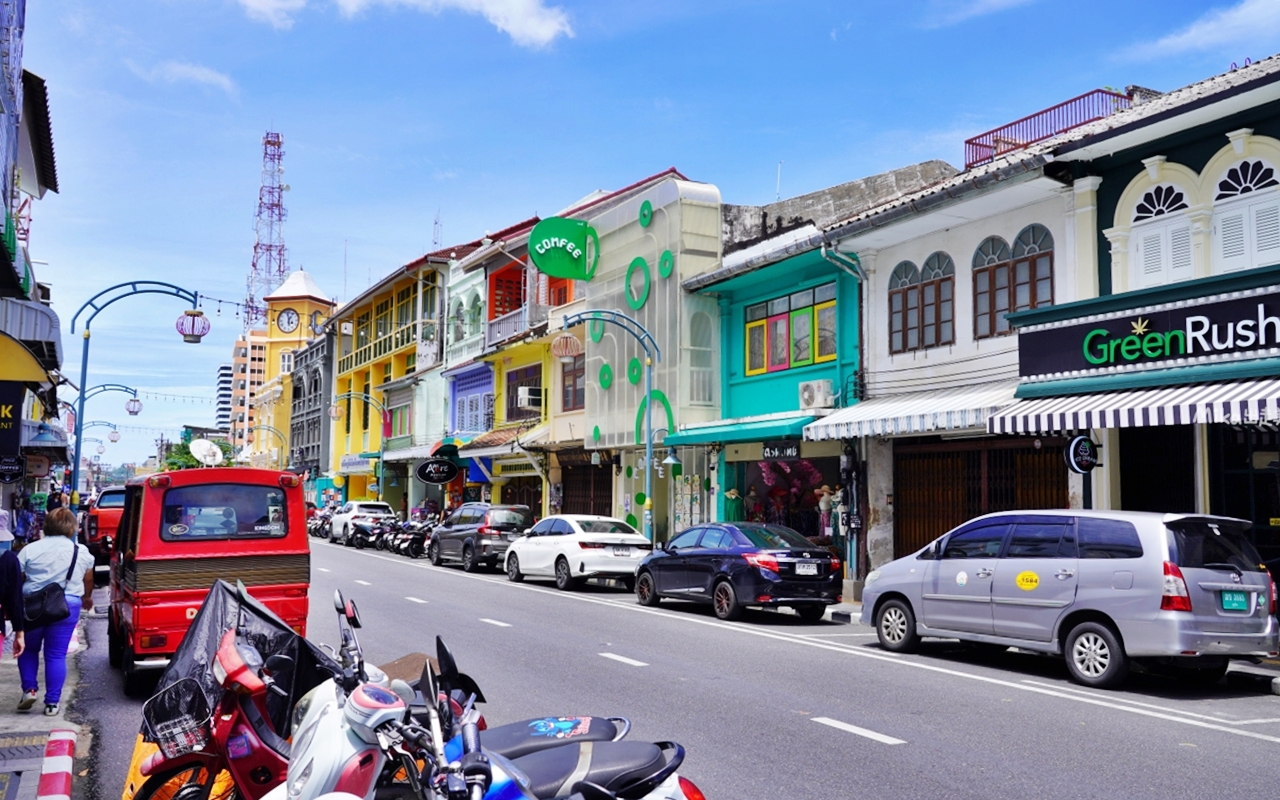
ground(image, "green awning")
xmin=663 ymin=415 xmax=815 ymax=446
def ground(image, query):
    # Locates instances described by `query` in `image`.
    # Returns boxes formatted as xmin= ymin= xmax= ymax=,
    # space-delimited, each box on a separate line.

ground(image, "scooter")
xmin=350 ymin=520 xmax=383 ymax=550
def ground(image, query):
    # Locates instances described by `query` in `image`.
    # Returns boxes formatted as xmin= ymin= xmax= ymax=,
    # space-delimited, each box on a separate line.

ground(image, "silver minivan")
xmin=861 ymin=511 xmax=1279 ymax=688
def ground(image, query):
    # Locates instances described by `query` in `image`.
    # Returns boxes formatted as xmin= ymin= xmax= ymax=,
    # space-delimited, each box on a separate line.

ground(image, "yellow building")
xmin=246 ymin=271 xmax=334 ymax=467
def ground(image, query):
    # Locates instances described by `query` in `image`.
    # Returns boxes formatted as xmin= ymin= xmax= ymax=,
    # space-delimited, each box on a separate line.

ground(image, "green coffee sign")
xmin=528 ymin=217 xmax=599 ymax=281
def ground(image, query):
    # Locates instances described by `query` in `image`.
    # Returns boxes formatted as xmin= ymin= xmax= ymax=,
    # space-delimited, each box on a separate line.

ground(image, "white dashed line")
xmin=599 ymin=653 xmax=648 ymax=667
xmin=405 ymin=596 xmax=427 ymax=604
xmin=354 ymin=579 xmax=371 ymax=586
xmin=317 ymin=568 xmax=331 ymax=573
xmin=479 ymin=618 xmax=512 ymax=627
xmin=811 ymin=717 xmax=905 ymax=745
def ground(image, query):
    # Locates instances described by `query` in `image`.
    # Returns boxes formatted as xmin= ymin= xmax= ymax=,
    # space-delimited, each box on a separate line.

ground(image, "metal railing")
xmin=338 ymin=321 xmax=420 ymax=373
xmin=486 ymin=303 xmax=549 ymax=347
xmin=445 ymin=332 xmax=485 ymax=367
xmin=963 ymin=89 xmax=1131 ymax=169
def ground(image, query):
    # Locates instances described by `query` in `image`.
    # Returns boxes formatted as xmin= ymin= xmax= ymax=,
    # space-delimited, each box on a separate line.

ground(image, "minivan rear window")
xmin=96 ymin=492 xmax=126 ymax=509
xmin=1167 ymin=520 xmax=1264 ymax=572
xmin=489 ymin=509 xmax=533 ymax=528
xmin=1077 ymin=518 xmax=1143 ymax=559
xmin=160 ymin=484 xmax=288 ymax=541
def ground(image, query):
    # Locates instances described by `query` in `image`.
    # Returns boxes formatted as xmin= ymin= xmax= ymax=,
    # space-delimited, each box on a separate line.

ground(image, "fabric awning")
xmin=664 ymin=414 xmax=817 ymax=446
xmin=458 ymin=423 xmax=548 ymax=459
xmin=987 ymin=379 xmax=1280 ymax=434
xmin=804 ymin=381 xmax=1020 ymax=440
xmin=0 ymin=330 xmax=51 ymax=382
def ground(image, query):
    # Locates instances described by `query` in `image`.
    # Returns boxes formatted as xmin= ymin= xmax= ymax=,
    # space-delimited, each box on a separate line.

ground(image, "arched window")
xmin=888 ymin=261 xmax=920 ymax=354
xmin=1213 ymin=159 xmax=1280 ymax=273
xmin=1011 ymin=224 xmax=1055 ymax=311
xmin=919 ymin=253 xmax=955 ymax=349
xmin=1133 ymin=185 xmax=1188 ymax=222
xmin=466 ymin=293 xmax=483 ymax=336
xmin=450 ymin=300 xmax=466 ymax=342
xmin=973 ymin=236 xmax=1011 ymax=338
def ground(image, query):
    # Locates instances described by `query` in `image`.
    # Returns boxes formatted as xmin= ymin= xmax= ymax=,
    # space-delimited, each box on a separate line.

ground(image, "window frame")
xmin=745 ymin=319 xmax=767 ymax=376
xmin=562 ymin=353 xmax=585 ymax=412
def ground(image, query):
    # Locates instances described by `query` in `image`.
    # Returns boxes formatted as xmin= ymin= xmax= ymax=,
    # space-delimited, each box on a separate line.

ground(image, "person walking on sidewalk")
xmin=17 ymin=508 xmax=92 ymax=716
xmin=1 ymin=545 xmax=23 ymax=659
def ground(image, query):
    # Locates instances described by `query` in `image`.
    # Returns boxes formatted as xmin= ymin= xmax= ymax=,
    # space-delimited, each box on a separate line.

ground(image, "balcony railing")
xmin=338 ymin=321 xmax=419 ymax=374
xmin=964 ymin=89 xmax=1131 ymax=169
xmin=445 ymin=331 xmax=485 ymax=368
xmin=486 ymin=304 xmax=548 ymax=348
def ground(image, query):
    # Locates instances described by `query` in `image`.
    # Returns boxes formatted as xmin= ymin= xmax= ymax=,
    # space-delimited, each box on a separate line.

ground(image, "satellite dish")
xmin=190 ymin=438 xmax=224 ymax=467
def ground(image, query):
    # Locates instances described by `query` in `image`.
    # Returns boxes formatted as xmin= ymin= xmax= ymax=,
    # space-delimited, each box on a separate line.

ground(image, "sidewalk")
xmin=1 ymin=620 xmax=91 ymax=800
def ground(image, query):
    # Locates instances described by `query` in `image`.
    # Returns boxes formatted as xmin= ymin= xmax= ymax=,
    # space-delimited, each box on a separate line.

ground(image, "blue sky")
xmin=23 ymin=0 xmax=1280 ymax=464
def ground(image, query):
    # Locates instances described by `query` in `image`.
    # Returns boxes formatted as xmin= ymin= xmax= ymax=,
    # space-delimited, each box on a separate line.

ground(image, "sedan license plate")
xmin=1221 ymin=590 xmax=1249 ymax=611
xmin=611 ymin=546 xmax=630 ymax=557
xmin=796 ymin=562 xmax=818 ymax=576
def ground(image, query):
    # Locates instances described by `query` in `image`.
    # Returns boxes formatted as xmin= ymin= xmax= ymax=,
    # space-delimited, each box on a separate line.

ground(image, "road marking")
xmin=354 ymin=580 xmax=371 ymax=586
xmin=317 ymin=568 xmax=331 ymax=573
xmin=405 ymin=596 xmax=427 ymax=604
xmin=1021 ymin=680 xmax=1239 ymax=723
xmin=479 ymin=618 xmax=511 ymax=627
xmin=811 ymin=717 xmax=905 ymax=745
xmin=801 ymin=633 xmax=878 ymax=639
xmin=599 ymin=653 xmax=649 ymax=667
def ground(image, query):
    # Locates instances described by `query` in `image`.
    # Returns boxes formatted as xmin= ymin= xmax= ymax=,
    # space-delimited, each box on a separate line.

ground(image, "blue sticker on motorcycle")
xmin=528 ymin=717 xmax=591 ymax=739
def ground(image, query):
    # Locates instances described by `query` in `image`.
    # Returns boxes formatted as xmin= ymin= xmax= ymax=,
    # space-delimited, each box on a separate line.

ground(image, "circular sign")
xmin=416 ymin=458 xmax=460 ymax=485
xmin=1064 ymin=435 xmax=1099 ymax=474
xmin=1016 ymin=571 xmax=1040 ymax=591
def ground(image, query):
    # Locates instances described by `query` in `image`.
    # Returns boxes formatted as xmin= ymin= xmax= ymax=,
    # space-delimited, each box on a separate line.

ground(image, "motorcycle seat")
xmin=514 ymin=740 xmax=664 ymax=799
xmin=482 ymin=716 xmax=622 ymax=760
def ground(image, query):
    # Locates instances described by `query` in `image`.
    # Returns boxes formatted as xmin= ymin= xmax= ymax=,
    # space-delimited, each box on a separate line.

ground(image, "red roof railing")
xmin=964 ymin=89 xmax=1132 ymax=169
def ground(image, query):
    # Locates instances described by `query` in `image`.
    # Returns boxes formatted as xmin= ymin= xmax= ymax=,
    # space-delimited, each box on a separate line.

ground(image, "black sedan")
xmin=635 ymin=522 xmax=842 ymax=621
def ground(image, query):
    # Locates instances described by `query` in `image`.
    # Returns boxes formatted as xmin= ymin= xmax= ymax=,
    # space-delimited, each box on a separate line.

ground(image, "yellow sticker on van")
xmin=1016 ymin=571 xmax=1040 ymax=591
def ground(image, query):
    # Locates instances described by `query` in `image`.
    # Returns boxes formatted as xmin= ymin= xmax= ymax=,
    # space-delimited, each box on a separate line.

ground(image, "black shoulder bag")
xmin=24 ymin=542 xmax=78 ymax=629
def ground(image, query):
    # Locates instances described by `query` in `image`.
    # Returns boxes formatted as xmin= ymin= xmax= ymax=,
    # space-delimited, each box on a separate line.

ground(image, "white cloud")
xmin=923 ymin=0 xmax=1035 ymax=28
xmin=237 ymin=0 xmax=308 ymax=30
xmin=126 ymin=60 xmax=238 ymax=96
xmin=334 ymin=0 xmax=573 ymax=48
xmin=1126 ymin=0 xmax=1280 ymax=61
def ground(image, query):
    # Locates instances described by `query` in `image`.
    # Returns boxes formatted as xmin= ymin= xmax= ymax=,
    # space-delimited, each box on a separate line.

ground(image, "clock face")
xmin=277 ymin=308 xmax=300 ymax=333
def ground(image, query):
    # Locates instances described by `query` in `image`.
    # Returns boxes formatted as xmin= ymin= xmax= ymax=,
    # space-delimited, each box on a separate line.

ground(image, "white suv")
xmin=329 ymin=501 xmax=397 ymax=545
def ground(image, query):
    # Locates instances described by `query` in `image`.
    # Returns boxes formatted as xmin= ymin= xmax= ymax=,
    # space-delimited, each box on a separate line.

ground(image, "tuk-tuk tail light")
xmin=139 ymin=634 xmax=168 ymax=649
xmin=279 ymin=474 xmax=301 ymax=489
xmin=147 ymin=475 xmax=172 ymax=489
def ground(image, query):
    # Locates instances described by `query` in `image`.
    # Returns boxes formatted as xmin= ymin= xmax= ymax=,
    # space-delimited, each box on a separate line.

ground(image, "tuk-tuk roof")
xmin=127 ymin=467 xmax=294 ymax=487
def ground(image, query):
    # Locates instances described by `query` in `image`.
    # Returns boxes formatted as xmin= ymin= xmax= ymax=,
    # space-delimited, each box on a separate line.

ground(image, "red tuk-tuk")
xmin=108 ymin=468 xmax=310 ymax=695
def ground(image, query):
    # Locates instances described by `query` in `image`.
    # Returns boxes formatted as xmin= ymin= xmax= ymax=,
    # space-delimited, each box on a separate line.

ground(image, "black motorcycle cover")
xmin=142 ymin=579 xmax=339 ymax=739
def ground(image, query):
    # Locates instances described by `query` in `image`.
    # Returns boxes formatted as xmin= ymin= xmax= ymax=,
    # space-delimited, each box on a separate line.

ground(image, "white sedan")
xmin=504 ymin=515 xmax=652 ymax=591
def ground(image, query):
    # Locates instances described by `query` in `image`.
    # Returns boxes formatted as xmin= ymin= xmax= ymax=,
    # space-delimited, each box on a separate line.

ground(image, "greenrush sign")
xmin=528 ymin=217 xmax=599 ymax=281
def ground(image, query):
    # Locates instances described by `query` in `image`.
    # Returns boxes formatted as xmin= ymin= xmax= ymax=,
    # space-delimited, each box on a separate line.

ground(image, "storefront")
xmin=456 ymin=423 xmax=548 ymax=516
xmin=554 ymin=448 xmax=614 ymax=516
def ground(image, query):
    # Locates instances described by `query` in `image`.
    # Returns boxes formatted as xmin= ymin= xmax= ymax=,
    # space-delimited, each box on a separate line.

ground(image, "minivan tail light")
xmin=1269 ymin=570 xmax=1277 ymax=616
xmin=478 ymin=526 xmax=500 ymax=538
xmin=744 ymin=552 xmax=780 ymax=573
xmin=1161 ymin=561 xmax=1193 ymax=612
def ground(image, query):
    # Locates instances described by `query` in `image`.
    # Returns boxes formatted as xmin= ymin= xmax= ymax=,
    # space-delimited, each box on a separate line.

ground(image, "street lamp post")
xmin=328 ymin=392 xmax=390 ymax=501
xmin=69 ymin=281 xmax=206 ymax=498
xmin=562 ymin=310 xmax=662 ymax=542
xmin=244 ymin=425 xmax=288 ymax=469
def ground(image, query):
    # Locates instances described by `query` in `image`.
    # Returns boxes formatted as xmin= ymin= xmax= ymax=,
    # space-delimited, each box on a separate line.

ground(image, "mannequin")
xmin=814 ymin=485 xmax=835 ymax=536
xmin=722 ymin=487 xmax=743 ymax=522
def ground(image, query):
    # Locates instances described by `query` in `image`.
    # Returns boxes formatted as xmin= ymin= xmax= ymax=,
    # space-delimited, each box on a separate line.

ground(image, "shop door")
xmin=504 ymin=476 xmax=543 ymax=517
xmin=561 ymin=465 xmax=613 ymax=516
xmin=1120 ymin=426 xmax=1195 ymax=513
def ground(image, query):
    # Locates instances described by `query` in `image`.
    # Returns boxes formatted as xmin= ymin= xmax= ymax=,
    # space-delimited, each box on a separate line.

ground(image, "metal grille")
xmin=503 ymin=477 xmax=543 ymax=512
xmin=128 ymin=553 xmax=310 ymax=593
xmin=561 ymin=465 xmax=613 ymax=516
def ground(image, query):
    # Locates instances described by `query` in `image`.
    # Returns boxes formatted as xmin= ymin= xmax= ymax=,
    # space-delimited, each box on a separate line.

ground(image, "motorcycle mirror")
xmin=333 ymin=589 xmax=345 ymax=614
xmin=418 ymin=656 xmax=438 ymax=703
xmin=345 ymin=600 xmax=363 ymax=629
xmin=435 ymin=636 xmax=459 ymax=691
xmin=264 ymin=653 xmax=294 ymax=674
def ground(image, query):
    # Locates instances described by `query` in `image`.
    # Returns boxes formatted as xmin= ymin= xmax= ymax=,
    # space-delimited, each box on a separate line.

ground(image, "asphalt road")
xmin=82 ymin=540 xmax=1280 ymax=800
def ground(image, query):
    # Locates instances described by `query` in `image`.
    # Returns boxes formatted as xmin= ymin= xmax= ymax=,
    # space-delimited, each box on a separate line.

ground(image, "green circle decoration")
xmin=592 ymin=425 xmax=601 ymax=443
xmin=625 ymin=257 xmax=651 ymax=310
xmin=625 ymin=513 xmax=638 ymax=528
xmin=627 ymin=357 xmax=643 ymax=385
xmin=625 ymin=466 xmax=633 ymax=478
xmin=634 ymin=389 xmax=675 ymax=446
xmin=634 ymin=492 xmax=646 ymax=506
xmin=639 ymin=200 xmax=653 ymax=227
xmin=658 ymin=250 xmax=674 ymax=279
xmin=588 ymin=318 xmax=605 ymax=343
xmin=599 ymin=363 xmax=613 ymax=389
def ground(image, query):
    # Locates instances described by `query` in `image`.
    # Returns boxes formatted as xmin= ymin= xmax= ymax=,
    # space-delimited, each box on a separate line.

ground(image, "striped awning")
xmin=987 ymin=379 xmax=1280 ymax=435
xmin=804 ymin=381 xmax=1019 ymax=440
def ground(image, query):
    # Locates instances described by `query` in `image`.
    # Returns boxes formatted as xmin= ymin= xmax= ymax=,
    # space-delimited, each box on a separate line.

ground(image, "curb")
xmin=36 ymin=730 xmax=76 ymax=800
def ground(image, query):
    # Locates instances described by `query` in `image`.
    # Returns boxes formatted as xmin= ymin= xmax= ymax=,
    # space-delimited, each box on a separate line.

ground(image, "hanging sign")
xmin=0 ymin=455 xmax=23 ymax=484
xmin=416 ymin=457 xmax=460 ymax=485
xmin=528 ymin=217 xmax=600 ymax=281
xmin=0 ymin=381 xmax=22 ymax=455
xmin=762 ymin=440 xmax=800 ymax=461
xmin=1064 ymin=436 xmax=1099 ymax=474
xmin=25 ymin=454 xmax=50 ymax=478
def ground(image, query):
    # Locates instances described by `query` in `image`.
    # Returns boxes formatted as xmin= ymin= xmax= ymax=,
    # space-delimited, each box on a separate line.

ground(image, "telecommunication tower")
xmin=244 ymin=131 xmax=289 ymax=329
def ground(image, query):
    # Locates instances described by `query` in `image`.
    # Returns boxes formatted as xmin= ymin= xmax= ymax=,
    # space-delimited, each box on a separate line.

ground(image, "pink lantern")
xmin=108 ymin=430 xmax=121 ymax=442
xmin=125 ymin=398 xmax=143 ymax=416
xmin=551 ymin=332 xmax=583 ymax=364
xmin=176 ymin=310 xmax=211 ymax=344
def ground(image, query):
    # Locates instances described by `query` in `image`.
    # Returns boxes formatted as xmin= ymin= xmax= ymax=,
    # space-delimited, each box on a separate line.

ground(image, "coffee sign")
xmin=1018 ymin=286 xmax=1280 ymax=379
xmin=416 ymin=458 xmax=460 ymax=485
xmin=0 ymin=455 xmax=23 ymax=484
xmin=528 ymin=217 xmax=599 ymax=281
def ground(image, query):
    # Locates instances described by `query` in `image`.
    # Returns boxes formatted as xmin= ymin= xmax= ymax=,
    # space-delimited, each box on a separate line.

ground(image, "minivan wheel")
xmin=876 ymin=599 xmax=919 ymax=653
xmin=712 ymin=580 xmax=742 ymax=621
xmin=636 ymin=572 xmax=660 ymax=606
xmin=461 ymin=544 xmax=478 ymax=573
xmin=427 ymin=540 xmax=442 ymax=566
xmin=1065 ymin=621 xmax=1129 ymax=688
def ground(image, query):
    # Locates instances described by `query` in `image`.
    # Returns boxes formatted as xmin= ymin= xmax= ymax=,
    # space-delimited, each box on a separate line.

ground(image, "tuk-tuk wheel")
xmin=107 ymin=617 xmax=123 ymax=669
xmin=122 ymin=653 xmax=151 ymax=698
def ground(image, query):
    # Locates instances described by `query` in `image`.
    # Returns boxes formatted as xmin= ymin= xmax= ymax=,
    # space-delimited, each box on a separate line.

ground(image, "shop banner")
xmin=1019 ymin=286 xmax=1280 ymax=379
xmin=416 ymin=458 xmax=460 ymax=485
xmin=0 ymin=381 xmax=22 ymax=455
xmin=762 ymin=440 xmax=800 ymax=461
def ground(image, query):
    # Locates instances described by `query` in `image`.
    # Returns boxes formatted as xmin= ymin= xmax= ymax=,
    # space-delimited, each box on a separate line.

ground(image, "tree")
xmin=163 ymin=440 xmax=234 ymax=471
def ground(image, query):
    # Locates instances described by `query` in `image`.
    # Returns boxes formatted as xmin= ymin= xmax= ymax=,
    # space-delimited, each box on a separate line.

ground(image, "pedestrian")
xmin=1 ymin=545 xmax=24 ymax=660
xmin=17 ymin=508 xmax=92 ymax=716
xmin=0 ymin=507 xmax=13 ymax=552
xmin=45 ymin=486 xmax=63 ymax=512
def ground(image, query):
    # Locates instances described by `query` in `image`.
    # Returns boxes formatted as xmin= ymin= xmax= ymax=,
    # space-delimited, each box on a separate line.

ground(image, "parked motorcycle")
xmin=310 ymin=509 xmax=335 ymax=539
xmin=351 ymin=519 xmax=385 ymax=550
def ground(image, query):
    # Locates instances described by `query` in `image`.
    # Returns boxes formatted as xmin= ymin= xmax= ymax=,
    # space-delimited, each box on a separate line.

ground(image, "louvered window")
xmin=1213 ymin=193 xmax=1280 ymax=273
xmin=1131 ymin=217 xmax=1193 ymax=289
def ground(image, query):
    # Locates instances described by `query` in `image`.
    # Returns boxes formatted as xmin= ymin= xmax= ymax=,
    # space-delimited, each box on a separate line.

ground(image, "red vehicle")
xmin=108 ymin=468 xmax=310 ymax=695
xmin=80 ymin=485 xmax=127 ymax=574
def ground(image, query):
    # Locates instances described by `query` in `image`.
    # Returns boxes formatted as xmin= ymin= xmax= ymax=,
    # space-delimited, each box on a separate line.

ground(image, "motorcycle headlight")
xmin=865 ymin=569 xmax=881 ymax=586
xmin=286 ymin=759 xmax=313 ymax=800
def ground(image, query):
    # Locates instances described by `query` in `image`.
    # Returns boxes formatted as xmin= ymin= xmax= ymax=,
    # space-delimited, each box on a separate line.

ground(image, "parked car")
xmin=862 ymin=510 xmax=1280 ymax=688
xmin=81 ymin=485 xmax=127 ymax=576
xmin=505 ymin=514 xmax=652 ymax=590
xmin=427 ymin=502 xmax=534 ymax=572
xmin=328 ymin=501 xmax=397 ymax=544
xmin=634 ymin=522 xmax=842 ymax=622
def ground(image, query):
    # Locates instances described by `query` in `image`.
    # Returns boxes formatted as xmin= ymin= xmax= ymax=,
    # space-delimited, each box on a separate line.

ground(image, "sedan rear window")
xmin=161 ymin=484 xmax=288 ymax=541
xmin=96 ymin=492 xmax=126 ymax=509
xmin=577 ymin=519 xmax=637 ymax=534
xmin=1167 ymin=519 xmax=1264 ymax=572
xmin=737 ymin=525 xmax=810 ymax=549
xmin=1078 ymin=518 xmax=1143 ymax=559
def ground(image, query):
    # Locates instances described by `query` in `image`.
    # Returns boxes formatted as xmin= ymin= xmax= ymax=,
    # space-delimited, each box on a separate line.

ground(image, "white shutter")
xmin=1168 ymin=225 xmax=1193 ymax=282
xmin=1141 ymin=232 xmax=1163 ymax=275
xmin=1216 ymin=208 xmax=1249 ymax=272
xmin=1252 ymin=199 xmax=1280 ymax=265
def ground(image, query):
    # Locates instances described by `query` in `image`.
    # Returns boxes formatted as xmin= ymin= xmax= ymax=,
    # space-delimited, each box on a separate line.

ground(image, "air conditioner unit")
xmin=340 ymin=321 xmax=354 ymax=335
xmin=799 ymin=379 xmax=834 ymax=410
xmin=516 ymin=386 xmax=542 ymax=409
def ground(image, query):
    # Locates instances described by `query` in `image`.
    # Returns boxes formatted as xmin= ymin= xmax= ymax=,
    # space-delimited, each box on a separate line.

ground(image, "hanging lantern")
xmin=125 ymin=398 xmax=143 ymax=416
xmin=551 ymin=332 xmax=583 ymax=364
xmin=328 ymin=404 xmax=343 ymax=420
xmin=176 ymin=309 xmax=211 ymax=344
xmin=108 ymin=430 xmax=121 ymax=443
xmin=96 ymin=444 xmax=106 ymax=454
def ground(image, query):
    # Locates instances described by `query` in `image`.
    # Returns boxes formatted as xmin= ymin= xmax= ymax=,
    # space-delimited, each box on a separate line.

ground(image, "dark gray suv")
xmin=427 ymin=503 xmax=535 ymax=572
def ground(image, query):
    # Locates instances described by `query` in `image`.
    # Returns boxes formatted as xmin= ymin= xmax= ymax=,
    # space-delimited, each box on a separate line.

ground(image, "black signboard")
xmin=1064 ymin=436 xmax=1099 ymax=474
xmin=416 ymin=457 xmax=460 ymax=485
xmin=0 ymin=455 xmax=23 ymax=484
xmin=1018 ymin=287 xmax=1280 ymax=378
xmin=0 ymin=381 xmax=22 ymax=455
xmin=762 ymin=440 xmax=800 ymax=461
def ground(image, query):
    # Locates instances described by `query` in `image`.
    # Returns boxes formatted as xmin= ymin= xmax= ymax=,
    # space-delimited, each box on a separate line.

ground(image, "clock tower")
xmin=262 ymin=270 xmax=336 ymax=386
